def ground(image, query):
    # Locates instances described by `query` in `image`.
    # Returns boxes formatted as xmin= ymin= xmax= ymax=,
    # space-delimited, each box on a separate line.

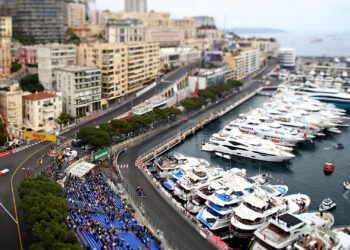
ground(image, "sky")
xmin=96 ymin=0 xmax=350 ymax=32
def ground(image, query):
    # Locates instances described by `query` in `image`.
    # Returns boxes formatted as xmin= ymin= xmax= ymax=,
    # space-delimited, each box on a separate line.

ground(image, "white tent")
xmin=66 ymin=161 xmax=95 ymax=177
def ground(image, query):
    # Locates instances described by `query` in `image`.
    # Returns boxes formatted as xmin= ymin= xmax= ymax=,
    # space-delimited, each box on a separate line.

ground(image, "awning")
xmin=66 ymin=161 xmax=95 ymax=177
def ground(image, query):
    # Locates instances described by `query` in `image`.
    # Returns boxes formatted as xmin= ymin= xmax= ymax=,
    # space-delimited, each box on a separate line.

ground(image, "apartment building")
xmin=124 ymin=0 xmax=147 ymax=13
xmin=15 ymin=46 xmax=38 ymax=65
xmin=144 ymin=26 xmax=184 ymax=47
xmin=160 ymin=47 xmax=201 ymax=68
xmin=106 ymin=19 xmax=143 ymax=43
xmin=55 ymin=66 xmax=101 ymax=117
xmin=5 ymin=0 xmax=67 ymax=43
xmin=37 ymin=44 xmax=76 ymax=91
xmin=193 ymin=16 xmax=216 ymax=28
xmin=67 ymin=1 xmax=86 ymax=28
xmin=0 ymin=83 xmax=27 ymax=128
xmin=242 ymin=48 xmax=260 ymax=75
xmin=77 ymin=42 xmax=159 ymax=105
xmin=22 ymin=92 xmax=61 ymax=131
xmin=0 ymin=16 xmax=11 ymax=37
xmin=0 ymin=37 xmax=11 ymax=80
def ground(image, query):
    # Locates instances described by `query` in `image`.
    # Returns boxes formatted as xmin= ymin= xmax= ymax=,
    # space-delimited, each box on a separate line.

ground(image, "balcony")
xmin=8 ymin=112 xmax=17 ymax=118
xmin=8 ymin=102 xmax=16 ymax=109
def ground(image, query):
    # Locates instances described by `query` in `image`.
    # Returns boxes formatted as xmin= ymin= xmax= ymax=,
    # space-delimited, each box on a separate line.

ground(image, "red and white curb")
xmin=0 ymin=151 xmax=11 ymax=158
xmin=0 ymin=169 xmax=9 ymax=175
xmin=12 ymin=141 xmax=44 ymax=153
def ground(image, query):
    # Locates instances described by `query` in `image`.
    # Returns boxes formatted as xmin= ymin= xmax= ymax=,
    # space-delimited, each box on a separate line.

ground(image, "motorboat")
xmin=319 ymin=198 xmax=336 ymax=212
xmin=250 ymin=211 xmax=334 ymax=250
xmin=323 ymin=162 xmax=335 ymax=174
xmin=230 ymin=191 xmax=310 ymax=239
xmin=293 ymin=227 xmax=350 ymax=250
xmin=343 ymin=182 xmax=350 ymax=190
xmin=185 ymin=197 xmax=206 ymax=214
xmin=202 ymin=131 xmax=295 ymax=162
xmin=196 ymin=174 xmax=256 ymax=230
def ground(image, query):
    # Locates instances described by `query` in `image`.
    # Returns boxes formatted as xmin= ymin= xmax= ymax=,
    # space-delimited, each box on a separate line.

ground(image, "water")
xmin=167 ymin=95 xmax=350 ymax=226
xmin=239 ymin=31 xmax=350 ymax=57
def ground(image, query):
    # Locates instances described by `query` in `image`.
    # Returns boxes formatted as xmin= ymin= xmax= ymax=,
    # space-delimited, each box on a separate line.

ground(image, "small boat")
xmin=323 ymin=162 xmax=335 ymax=174
xmin=344 ymin=182 xmax=350 ymax=190
xmin=333 ymin=143 xmax=344 ymax=149
xmin=319 ymin=198 xmax=336 ymax=211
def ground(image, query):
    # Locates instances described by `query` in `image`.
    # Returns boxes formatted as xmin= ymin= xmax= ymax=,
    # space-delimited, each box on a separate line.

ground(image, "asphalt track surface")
xmin=0 ymin=60 xmax=276 ymax=249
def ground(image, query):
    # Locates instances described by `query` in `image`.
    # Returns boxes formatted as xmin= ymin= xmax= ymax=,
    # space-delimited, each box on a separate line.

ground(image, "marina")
xmin=165 ymin=94 xmax=350 ymax=230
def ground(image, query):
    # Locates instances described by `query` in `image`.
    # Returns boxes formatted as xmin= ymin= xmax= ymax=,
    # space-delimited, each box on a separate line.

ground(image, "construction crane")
xmin=0 ymin=111 xmax=20 ymax=150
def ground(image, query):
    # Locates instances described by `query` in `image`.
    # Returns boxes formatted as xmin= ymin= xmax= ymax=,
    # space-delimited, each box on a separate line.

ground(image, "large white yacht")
xmin=230 ymin=190 xmax=310 ymax=239
xmin=250 ymin=212 xmax=335 ymax=250
xmin=295 ymin=83 xmax=350 ymax=109
xmin=202 ymin=131 xmax=295 ymax=162
xmin=226 ymin=119 xmax=305 ymax=145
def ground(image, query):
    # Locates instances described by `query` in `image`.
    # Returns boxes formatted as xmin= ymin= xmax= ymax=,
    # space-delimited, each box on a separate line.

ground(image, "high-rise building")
xmin=0 ymin=37 xmax=11 ymax=80
xmin=77 ymin=42 xmax=159 ymax=105
xmin=37 ymin=44 xmax=76 ymax=91
xmin=124 ymin=0 xmax=147 ymax=13
xmin=67 ymin=1 xmax=86 ymax=28
xmin=5 ymin=0 xmax=67 ymax=43
xmin=0 ymin=16 xmax=12 ymax=37
xmin=55 ymin=66 xmax=101 ymax=117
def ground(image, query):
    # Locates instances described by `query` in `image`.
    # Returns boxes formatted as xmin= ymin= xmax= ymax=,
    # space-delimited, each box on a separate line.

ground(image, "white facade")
xmin=37 ymin=44 xmax=76 ymax=91
xmin=242 ymin=49 xmax=260 ymax=75
xmin=67 ymin=2 xmax=86 ymax=28
xmin=124 ymin=0 xmax=147 ymax=13
xmin=106 ymin=19 xmax=143 ymax=43
xmin=55 ymin=66 xmax=101 ymax=117
xmin=22 ymin=92 xmax=62 ymax=131
xmin=160 ymin=47 xmax=201 ymax=68
xmin=278 ymin=48 xmax=296 ymax=68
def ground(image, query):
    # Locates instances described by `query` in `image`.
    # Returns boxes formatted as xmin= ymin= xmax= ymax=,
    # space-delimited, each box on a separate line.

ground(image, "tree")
xmin=67 ymin=30 xmax=81 ymax=45
xmin=11 ymin=62 xmax=22 ymax=73
xmin=18 ymin=176 xmax=83 ymax=250
xmin=181 ymin=97 xmax=204 ymax=111
xmin=77 ymin=127 xmax=110 ymax=146
xmin=99 ymin=122 xmax=116 ymax=137
xmin=57 ymin=112 xmax=73 ymax=125
xmin=111 ymin=119 xmax=132 ymax=133
xmin=20 ymin=74 xmax=44 ymax=93
xmin=198 ymin=89 xmax=217 ymax=100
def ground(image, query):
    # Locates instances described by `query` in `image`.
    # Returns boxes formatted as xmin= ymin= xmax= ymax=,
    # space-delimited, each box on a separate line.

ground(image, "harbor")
xmin=165 ymin=94 xmax=350 ymax=228
xmin=134 ymin=83 xmax=350 ymax=248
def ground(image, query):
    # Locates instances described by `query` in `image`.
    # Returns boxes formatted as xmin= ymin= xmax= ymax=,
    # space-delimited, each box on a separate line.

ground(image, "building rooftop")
xmin=23 ymin=92 xmax=57 ymax=101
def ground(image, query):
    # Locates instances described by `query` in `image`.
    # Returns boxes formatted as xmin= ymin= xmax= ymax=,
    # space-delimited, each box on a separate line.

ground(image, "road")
xmin=0 ymin=59 xmax=276 ymax=250
xmin=116 ymin=60 xmax=277 ymax=250
xmin=0 ymin=61 xmax=200 ymax=250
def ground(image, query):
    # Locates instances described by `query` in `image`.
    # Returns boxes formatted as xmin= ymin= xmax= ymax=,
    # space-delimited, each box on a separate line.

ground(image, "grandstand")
xmin=64 ymin=171 xmax=161 ymax=250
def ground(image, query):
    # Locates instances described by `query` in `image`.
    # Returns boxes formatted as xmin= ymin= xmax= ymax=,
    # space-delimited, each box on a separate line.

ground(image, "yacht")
xmin=250 ymin=212 xmax=335 ymax=250
xmin=227 ymin=119 xmax=305 ymax=145
xmin=230 ymin=191 xmax=310 ymax=239
xmin=295 ymin=84 xmax=350 ymax=109
xmin=196 ymin=174 xmax=255 ymax=230
xmin=173 ymin=166 xmax=224 ymax=201
xmin=293 ymin=227 xmax=350 ymax=250
xmin=153 ymin=153 xmax=210 ymax=178
xmin=202 ymin=132 xmax=295 ymax=162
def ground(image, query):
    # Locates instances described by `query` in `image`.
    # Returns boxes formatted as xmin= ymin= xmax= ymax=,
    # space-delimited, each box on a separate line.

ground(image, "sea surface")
xmin=167 ymin=95 xmax=350 ymax=226
xmin=239 ymin=31 xmax=350 ymax=57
